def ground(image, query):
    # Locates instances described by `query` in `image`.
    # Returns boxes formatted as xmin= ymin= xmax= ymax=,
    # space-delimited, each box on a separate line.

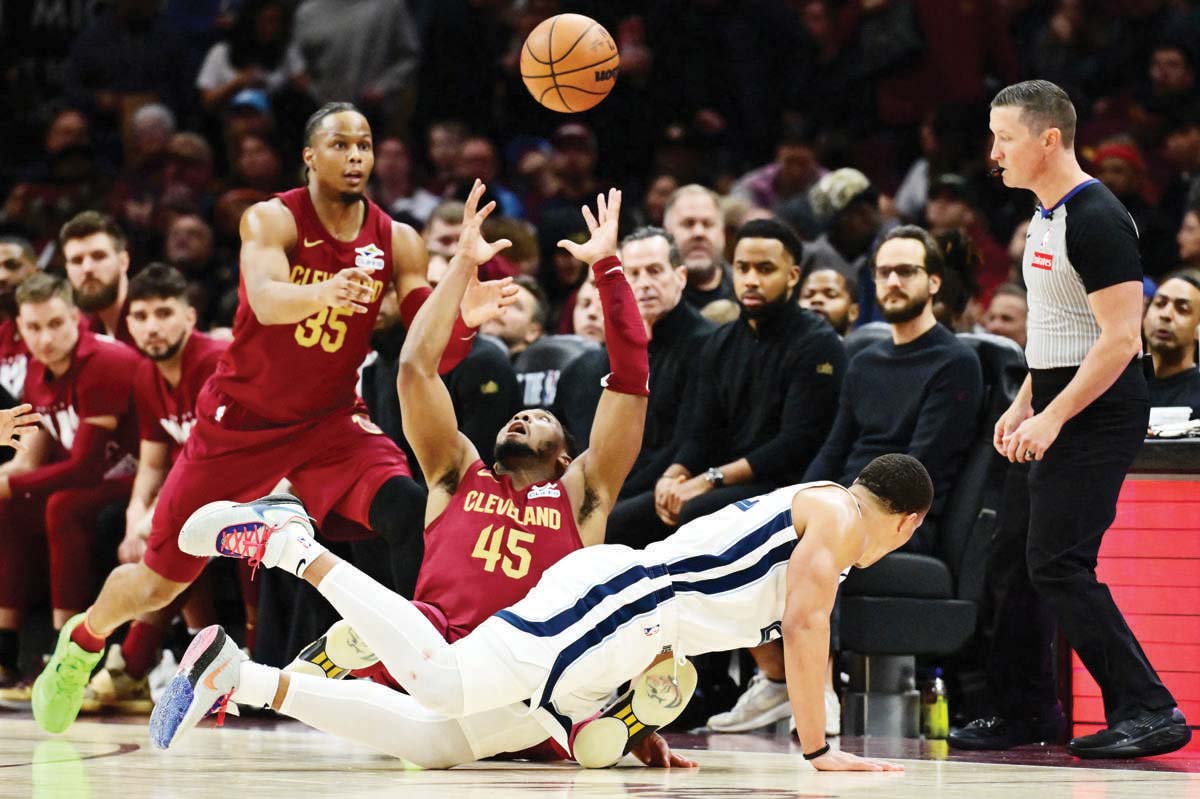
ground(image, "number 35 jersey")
xmin=415 ymin=459 xmax=584 ymax=641
xmin=211 ymin=187 xmax=394 ymax=424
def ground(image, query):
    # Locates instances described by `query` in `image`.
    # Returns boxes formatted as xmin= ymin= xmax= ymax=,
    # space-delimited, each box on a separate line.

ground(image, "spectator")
xmin=932 ymin=227 xmax=983 ymax=333
xmin=422 ymin=202 xmax=517 ymax=288
xmin=1090 ymin=141 xmax=1176 ymax=278
xmin=220 ymin=90 xmax=278 ymax=161
xmin=229 ymin=133 xmax=284 ymax=194
xmin=730 ymin=129 xmax=827 ymax=212
xmin=1159 ymin=104 xmax=1200 ymax=229
xmin=0 ymin=273 xmax=140 ymax=695
xmin=60 ymin=211 xmax=135 ymax=347
xmin=425 ymin=120 xmax=468 ymax=196
xmin=570 ymin=271 xmax=605 ymax=345
xmin=0 ymin=237 xmax=39 ymax=405
xmin=799 ymin=265 xmax=858 ymax=336
xmin=925 ymin=174 xmax=1009 ymax=305
xmin=636 ymin=174 xmax=680 ymax=228
xmin=481 ymin=275 xmax=547 ymax=362
xmin=548 ymin=124 xmax=604 ymax=212
xmin=663 ymin=184 xmax=734 ymax=310
xmin=452 ymin=136 xmax=524 ymax=219
xmin=805 ymin=168 xmax=887 ymax=320
xmin=292 ymin=0 xmax=419 ymax=116
xmin=163 ymin=214 xmax=228 ymax=328
xmin=984 ymin=283 xmax=1030 ymax=349
xmin=1133 ymin=40 xmax=1197 ymax=129
xmin=1144 ymin=272 xmax=1200 ymax=417
xmin=108 ymin=104 xmax=175 ymax=259
xmin=195 ymin=0 xmax=303 ymax=115
xmin=1180 ymin=203 xmax=1200 ymax=271
xmin=371 ymin=138 xmax=439 ymax=225
xmin=161 ymin=133 xmax=219 ymax=220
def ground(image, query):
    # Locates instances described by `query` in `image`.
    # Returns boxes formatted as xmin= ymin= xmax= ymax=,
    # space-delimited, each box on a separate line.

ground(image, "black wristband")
xmin=803 ymin=744 xmax=831 ymax=761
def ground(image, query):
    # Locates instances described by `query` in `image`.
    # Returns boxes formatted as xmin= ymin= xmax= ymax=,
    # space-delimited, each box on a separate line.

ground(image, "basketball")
xmin=520 ymin=14 xmax=619 ymax=113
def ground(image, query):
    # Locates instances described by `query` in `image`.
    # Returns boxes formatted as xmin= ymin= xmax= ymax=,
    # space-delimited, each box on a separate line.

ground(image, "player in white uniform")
xmin=154 ymin=453 xmax=931 ymax=772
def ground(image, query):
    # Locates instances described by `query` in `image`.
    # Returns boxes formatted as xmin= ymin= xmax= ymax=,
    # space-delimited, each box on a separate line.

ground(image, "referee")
xmin=949 ymin=80 xmax=1191 ymax=758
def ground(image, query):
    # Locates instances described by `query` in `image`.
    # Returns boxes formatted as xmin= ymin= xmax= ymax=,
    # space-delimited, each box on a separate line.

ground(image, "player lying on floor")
xmin=152 ymin=453 xmax=931 ymax=772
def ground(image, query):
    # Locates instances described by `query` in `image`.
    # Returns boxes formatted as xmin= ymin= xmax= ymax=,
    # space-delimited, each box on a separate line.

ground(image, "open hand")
xmin=558 ymin=189 xmax=622 ymax=266
xmin=461 ymin=273 xmax=519 ymax=329
xmin=810 ymin=748 xmax=903 ymax=772
xmin=0 ymin=404 xmax=41 ymax=450
xmin=630 ymin=732 xmax=699 ymax=768
xmin=456 ymin=179 xmax=513 ymax=267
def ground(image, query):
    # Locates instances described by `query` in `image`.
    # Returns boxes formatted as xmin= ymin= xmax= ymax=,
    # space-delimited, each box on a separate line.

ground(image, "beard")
xmin=880 ymin=292 xmax=929 ymax=324
xmin=74 ymin=277 xmax=120 ymax=312
xmin=140 ymin=331 xmax=187 ymax=362
xmin=339 ymin=190 xmax=364 ymax=206
xmin=494 ymin=438 xmax=552 ymax=466
xmin=739 ymin=293 xmax=789 ymax=321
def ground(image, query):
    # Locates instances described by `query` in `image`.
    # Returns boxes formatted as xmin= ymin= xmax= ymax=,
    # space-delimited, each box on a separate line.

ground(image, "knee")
xmin=368 ymin=478 xmax=427 ymax=545
xmin=1027 ymin=553 xmax=1084 ymax=595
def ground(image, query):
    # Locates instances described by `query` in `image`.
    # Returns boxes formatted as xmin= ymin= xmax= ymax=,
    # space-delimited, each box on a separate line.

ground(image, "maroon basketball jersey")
xmin=211 ymin=188 xmax=394 ymax=423
xmin=414 ymin=460 xmax=584 ymax=641
xmin=134 ymin=331 xmax=228 ymax=465
xmin=85 ymin=298 xmax=136 ymax=347
xmin=0 ymin=319 xmax=29 ymax=401
xmin=22 ymin=330 xmax=140 ymax=477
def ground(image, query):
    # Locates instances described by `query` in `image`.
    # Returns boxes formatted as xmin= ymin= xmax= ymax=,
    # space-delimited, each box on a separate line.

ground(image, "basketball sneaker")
xmin=285 ymin=620 xmax=378 ymax=679
xmin=177 ymin=495 xmax=321 ymax=577
xmin=83 ymin=644 xmax=153 ymax=714
xmin=32 ymin=614 xmax=104 ymax=733
xmin=788 ymin=686 xmax=842 ymax=738
xmin=571 ymin=656 xmax=698 ymax=769
xmin=705 ymin=671 xmax=791 ymax=733
xmin=149 ymin=625 xmax=246 ymax=750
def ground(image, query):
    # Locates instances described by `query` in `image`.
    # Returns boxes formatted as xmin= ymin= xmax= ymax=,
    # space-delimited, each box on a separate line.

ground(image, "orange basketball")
xmin=520 ymin=14 xmax=619 ymax=113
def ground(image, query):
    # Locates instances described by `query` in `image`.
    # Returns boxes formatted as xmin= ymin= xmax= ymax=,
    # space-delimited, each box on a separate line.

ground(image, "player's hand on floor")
xmin=809 ymin=749 xmax=903 ymax=772
xmin=630 ymin=732 xmax=698 ymax=768
xmin=0 ymin=404 xmax=41 ymax=450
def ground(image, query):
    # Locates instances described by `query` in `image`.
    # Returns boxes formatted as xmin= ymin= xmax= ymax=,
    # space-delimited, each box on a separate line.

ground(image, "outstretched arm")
xmin=561 ymin=191 xmax=650 ymax=543
xmin=398 ymin=181 xmax=516 ymax=492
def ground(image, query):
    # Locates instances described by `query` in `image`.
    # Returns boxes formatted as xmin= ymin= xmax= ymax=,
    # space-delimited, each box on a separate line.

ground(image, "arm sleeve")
xmin=9 ymin=422 xmax=114 ymax=498
xmin=592 ymin=256 xmax=649 ymax=396
xmin=803 ymin=364 xmax=860 ymax=483
xmin=744 ymin=330 xmax=846 ymax=480
xmin=448 ymin=346 xmax=520 ymax=458
xmin=399 ymin=286 xmax=476 ymax=375
xmin=1065 ymin=195 xmax=1144 ymax=294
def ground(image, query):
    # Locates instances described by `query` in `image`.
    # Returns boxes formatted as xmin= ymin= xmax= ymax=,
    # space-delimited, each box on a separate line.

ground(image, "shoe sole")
xmin=572 ymin=658 xmax=698 ymax=768
xmin=149 ymin=626 xmax=239 ymax=750
xmin=1070 ymin=725 xmax=1193 ymax=759
xmin=285 ymin=620 xmax=378 ymax=679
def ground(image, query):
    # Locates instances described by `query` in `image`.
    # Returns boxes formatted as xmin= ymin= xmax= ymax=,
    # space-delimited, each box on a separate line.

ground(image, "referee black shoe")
xmin=1068 ymin=708 xmax=1192 ymax=759
xmin=948 ymin=711 xmax=1068 ymax=750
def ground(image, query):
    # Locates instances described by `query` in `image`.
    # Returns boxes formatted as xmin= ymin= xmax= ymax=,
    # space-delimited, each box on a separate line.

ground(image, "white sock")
xmin=231 ymin=661 xmax=280 ymax=708
xmin=262 ymin=520 xmax=327 ymax=577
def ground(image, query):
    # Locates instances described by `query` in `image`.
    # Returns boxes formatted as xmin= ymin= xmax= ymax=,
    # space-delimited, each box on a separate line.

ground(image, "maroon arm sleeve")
xmin=399 ymin=286 xmax=476 ymax=375
xmin=9 ymin=422 xmax=114 ymax=499
xmin=592 ymin=255 xmax=650 ymax=396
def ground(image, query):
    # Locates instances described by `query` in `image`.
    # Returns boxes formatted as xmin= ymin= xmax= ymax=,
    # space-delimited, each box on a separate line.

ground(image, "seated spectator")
xmin=108 ymin=103 xmax=176 ymax=259
xmin=664 ymin=184 xmax=734 ymax=310
xmin=546 ymin=123 xmax=603 ymax=213
xmin=711 ymin=225 xmax=985 ymax=736
xmin=932 ymin=227 xmax=983 ymax=332
xmin=1159 ymin=103 xmax=1200 ymax=228
xmin=505 ymin=277 xmax=598 ymax=411
xmin=570 ymin=270 xmax=605 ymax=345
xmin=424 ymin=120 xmax=468 ymax=196
xmin=804 ymin=168 xmax=888 ymax=323
xmin=730 ymin=129 xmax=827 ymax=212
xmin=799 ymin=265 xmax=858 ymax=336
xmin=481 ymin=276 xmax=547 ymax=363
xmin=635 ymin=174 xmax=679 ymax=228
xmin=161 ymin=133 xmax=219 ymax=220
xmin=61 ymin=211 xmax=135 ymax=347
xmin=0 ymin=274 xmax=140 ymax=696
xmin=371 ymin=137 xmax=439 ymax=225
xmin=1091 ymin=140 xmax=1176 ymax=279
xmin=0 ymin=237 xmax=39 ymax=405
xmin=195 ymin=0 xmax=303 ymax=116
xmin=229 ymin=133 xmax=284 ymax=194
xmin=163 ymin=214 xmax=230 ymax=328
xmin=450 ymin=136 xmax=524 ymax=219
xmin=1179 ymin=202 xmax=1200 ymax=272
xmin=423 ymin=202 xmax=518 ymax=287
xmin=925 ymin=174 xmax=1008 ymax=305
xmin=219 ymin=89 xmax=277 ymax=161
xmin=984 ymin=283 xmax=1029 ymax=349
xmin=1144 ymin=272 xmax=1200 ymax=418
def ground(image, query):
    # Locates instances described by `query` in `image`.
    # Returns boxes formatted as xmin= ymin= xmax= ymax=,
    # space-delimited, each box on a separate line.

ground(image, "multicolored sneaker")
xmin=32 ymin=615 xmax=104 ymax=733
xmin=83 ymin=644 xmax=153 ymax=714
xmin=177 ymin=495 xmax=317 ymax=577
xmin=285 ymin=620 xmax=378 ymax=679
xmin=149 ymin=625 xmax=246 ymax=750
xmin=571 ymin=656 xmax=698 ymax=769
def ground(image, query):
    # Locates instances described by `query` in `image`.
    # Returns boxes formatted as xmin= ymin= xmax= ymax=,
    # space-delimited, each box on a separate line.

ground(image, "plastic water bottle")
xmin=922 ymin=668 xmax=949 ymax=740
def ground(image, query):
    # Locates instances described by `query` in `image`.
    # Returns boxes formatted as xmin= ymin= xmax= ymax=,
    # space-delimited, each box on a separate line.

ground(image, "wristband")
xmin=803 ymin=744 xmax=830 ymax=761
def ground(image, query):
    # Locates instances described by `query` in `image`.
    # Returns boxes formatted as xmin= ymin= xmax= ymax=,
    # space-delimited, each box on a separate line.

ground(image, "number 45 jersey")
xmin=211 ymin=187 xmax=394 ymax=424
xmin=415 ymin=459 xmax=584 ymax=642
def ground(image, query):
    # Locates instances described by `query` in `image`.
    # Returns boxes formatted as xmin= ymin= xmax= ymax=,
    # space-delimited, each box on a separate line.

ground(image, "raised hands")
xmin=558 ymin=188 xmax=622 ymax=266
xmin=455 ymin=179 xmax=513 ymax=268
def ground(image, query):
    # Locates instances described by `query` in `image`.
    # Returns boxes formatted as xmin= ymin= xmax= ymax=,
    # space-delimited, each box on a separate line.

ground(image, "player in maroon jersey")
xmin=59 ymin=212 xmax=137 ymax=347
xmin=0 ymin=273 xmax=141 ymax=697
xmin=0 ymin=236 xmax=39 ymax=404
xmin=263 ymin=190 xmax=692 ymax=767
xmin=32 ymin=102 xmax=519 ymax=734
xmin=81 ymin=264 xmax=233 ymax=711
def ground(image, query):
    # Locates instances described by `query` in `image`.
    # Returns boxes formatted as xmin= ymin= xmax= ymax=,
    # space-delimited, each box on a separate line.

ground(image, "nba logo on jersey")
xmin=355 ymin=243 xmax=385 ymax=271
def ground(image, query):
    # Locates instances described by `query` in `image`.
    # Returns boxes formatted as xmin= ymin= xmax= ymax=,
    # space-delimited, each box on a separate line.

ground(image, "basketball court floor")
xmin=2 ymin=713 xmax=1197 ymax=799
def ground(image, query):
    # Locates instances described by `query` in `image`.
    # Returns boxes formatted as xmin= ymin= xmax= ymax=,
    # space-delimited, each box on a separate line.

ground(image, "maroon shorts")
xmin=144 ymin=384 xmax=411 ymax=584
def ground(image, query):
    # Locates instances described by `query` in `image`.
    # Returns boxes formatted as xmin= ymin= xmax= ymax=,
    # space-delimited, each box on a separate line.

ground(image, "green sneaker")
xmin=32 ymin=614 xmax=104 ymax=734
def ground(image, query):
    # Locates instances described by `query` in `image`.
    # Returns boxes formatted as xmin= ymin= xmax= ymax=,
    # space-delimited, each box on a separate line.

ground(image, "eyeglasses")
xmin=873 ymin=264 xmax=926 ymax=281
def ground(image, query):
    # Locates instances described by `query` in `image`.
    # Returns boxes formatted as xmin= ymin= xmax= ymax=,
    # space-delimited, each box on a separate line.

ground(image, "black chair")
xmin=837 ymin=332 xmax=1026 ymax=734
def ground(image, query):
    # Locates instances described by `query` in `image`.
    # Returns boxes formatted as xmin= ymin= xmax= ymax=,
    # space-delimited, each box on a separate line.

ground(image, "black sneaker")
xmin=1068 ymin=708 xmax=1192 ymax=759
xmin=948 ymin=712 xmax=1068 ymax=751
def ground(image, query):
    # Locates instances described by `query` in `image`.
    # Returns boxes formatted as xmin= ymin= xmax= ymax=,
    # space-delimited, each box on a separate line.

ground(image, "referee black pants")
xmin=987 ymin=361 xmax=1175 ymax=725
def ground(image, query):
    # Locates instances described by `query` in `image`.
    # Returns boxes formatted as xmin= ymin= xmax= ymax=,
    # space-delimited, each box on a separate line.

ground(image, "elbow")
xmin=396 ymin=354 xmax=433 ymax=386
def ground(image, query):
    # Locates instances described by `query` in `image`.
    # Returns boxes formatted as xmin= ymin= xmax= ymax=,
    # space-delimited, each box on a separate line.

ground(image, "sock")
xmin=231 ymin=661 xmax=280 ymax=708
xmin=0 ymin=629 xmax=18 ymax=670
xmin=121 ymin=622 xmax=164 ymax=679
xmin=263 ymin=520 xmax=327 ymax=577
xmin=70 ymin=612 xmax=106 ymax=653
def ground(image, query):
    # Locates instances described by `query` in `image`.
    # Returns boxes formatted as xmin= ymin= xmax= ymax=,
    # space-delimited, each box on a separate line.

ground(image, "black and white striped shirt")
xmin=1022 ymin=179 xmax=1143 ymax=369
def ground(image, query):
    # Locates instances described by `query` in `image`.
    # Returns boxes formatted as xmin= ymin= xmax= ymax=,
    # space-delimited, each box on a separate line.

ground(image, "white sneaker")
xmin=788 ymin=686 xmax=842 ymax=738
xmin=148 ymin=649 xmax=178 ymax=704
xmin=285 ymin=620 xmax=379 ymax=679
xmin=178 ymin=495 xmax=319 ymax=575
xmin=83 ymin=645 xmax=153 ymax=713
xmin=706 ymin=672 xmax=791 ymax=733
xmin=149 ymin=625 xmax=246 ymax=750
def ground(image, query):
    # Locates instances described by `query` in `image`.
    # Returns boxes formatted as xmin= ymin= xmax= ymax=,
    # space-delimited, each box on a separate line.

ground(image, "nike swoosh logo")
xmin=303 ymin=238 xmax=324 ymax=248
xmin=295 ymin=558 xmax=307 ymax=575
xmin=203 ymin=658 xmax=231 ymax=690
